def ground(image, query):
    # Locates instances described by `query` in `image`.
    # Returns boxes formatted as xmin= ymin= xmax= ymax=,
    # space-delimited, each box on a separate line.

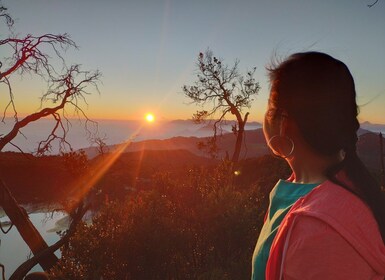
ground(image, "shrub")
xmin=50 ymin=156 xmax=289 ymax=279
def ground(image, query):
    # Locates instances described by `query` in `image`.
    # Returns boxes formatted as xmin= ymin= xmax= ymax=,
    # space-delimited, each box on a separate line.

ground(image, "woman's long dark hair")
xmin=267 ymin=51 xmax=385 ymax=243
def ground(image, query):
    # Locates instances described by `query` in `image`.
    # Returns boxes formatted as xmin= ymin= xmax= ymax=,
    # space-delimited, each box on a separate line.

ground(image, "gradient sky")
xmin=2 ymin=0 xmax=385 ymax=123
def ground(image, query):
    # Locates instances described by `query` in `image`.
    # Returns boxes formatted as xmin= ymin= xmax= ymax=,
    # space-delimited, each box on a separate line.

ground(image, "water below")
xmin=0 ymin=211 xmax=66 ymax=279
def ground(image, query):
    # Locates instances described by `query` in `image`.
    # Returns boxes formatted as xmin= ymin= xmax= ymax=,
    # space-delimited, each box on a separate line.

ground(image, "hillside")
xmin=0 ymin=150 xmax=218 ymax=204
xmin=0 ymin=152 xmax=72 ymax=204
xmin=83 ymin=129 xmax=269 ymax=159
xmin=93 ymin=149 xmax=219 ymax=193
xmin=83 ymin=127 xmax=381 ymax=166
xmin=0 ymin=128 xmax=383 ymax=205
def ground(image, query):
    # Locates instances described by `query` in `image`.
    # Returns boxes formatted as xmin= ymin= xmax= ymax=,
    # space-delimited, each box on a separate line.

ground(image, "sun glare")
xmin=145 ymin=113 xmax=155 ymax=122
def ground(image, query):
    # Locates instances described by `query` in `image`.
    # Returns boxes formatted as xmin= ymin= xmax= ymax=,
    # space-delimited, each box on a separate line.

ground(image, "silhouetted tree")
xmin=0 ymin=7 xmax=100 ymax=154
xmin=183 ymin=49 xmax=260 ymax=163
xmin=0 ymin=3 xmax=100 ymax=278
xmin=91 ymin=135 xmax=109 ymax=156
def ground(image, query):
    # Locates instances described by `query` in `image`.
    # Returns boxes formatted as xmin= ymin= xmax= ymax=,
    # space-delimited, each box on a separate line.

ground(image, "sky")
xmin=2 ymin=0 xmax=385 ymax=124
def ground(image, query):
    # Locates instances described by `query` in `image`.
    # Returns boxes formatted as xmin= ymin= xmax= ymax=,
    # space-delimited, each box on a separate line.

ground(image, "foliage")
xmin=183 ymin=49 xmax=260 ymax=162
xmin=50 ymin=156 xmax=290 ymax=279
xmin=62 ymin=150 xmax=89 ymax=177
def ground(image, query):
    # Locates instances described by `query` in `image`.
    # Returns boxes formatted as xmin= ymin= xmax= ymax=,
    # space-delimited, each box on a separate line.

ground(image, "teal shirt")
xmin=251 ymin=179 xmax=319 ymax=280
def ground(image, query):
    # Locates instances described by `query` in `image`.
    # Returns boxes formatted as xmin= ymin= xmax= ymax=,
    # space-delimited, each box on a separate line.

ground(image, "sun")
xmin=145 ymin=113 xmax=155 ymax=122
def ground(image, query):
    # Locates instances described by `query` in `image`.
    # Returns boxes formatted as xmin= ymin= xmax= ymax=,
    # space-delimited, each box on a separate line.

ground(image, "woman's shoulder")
xmin=286 ymin=180 xmax=385 ymax=275
xmin=267 ymin=179 xmax=385 ymax=279
xmin=283 ymin=215 xmax=382 ymax=279
xmin=291 ymin=179 xmax=379 ymax=240
xmin=294 ymin=179 xmax=369 ymax=216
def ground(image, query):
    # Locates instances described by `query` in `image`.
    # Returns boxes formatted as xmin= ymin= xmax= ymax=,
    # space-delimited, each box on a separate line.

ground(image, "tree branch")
xmin=0 ymin=65 xmax=100 ymax=154
xmin=368 ymin=0 xmax=379 ymax=7
xmin=0 ymin=5 xmax=14 ymax=28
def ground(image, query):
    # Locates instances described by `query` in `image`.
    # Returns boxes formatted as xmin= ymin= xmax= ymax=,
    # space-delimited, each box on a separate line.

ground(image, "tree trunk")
xmin=232 ymin=124 xmax=244 ymax=163
xmin=231 ymin=112 xmax=249 ymax=163
xmin=0 ymin=180 xmax=59 ymax=271
xmin=10 ymin=202 xmax=87 ymax=280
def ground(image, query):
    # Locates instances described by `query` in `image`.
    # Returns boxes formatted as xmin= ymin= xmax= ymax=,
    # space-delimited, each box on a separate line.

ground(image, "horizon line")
xmin=1 ymin=116 xmax=384 ymax=126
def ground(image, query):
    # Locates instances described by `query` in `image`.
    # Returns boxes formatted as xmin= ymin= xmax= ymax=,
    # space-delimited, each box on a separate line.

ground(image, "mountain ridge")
xmin=82 ymin=127 xmax=383 ymax=169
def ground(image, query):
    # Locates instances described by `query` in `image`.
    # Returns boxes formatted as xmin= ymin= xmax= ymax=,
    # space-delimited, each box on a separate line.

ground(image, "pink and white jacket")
xmin=266 ymin=175 xmax=385 ymax=279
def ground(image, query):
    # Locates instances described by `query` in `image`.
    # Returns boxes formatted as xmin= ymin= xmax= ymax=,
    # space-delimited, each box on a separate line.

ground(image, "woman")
xmin=252 ymin=52 xmax=385 ymax=279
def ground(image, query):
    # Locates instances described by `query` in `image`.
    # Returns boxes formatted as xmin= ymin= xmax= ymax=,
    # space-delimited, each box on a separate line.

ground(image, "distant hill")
xmin=83 ymin=129 xmax=269 ymax=160
xmin=360 ymin=121 xmax=385 ymax=134
xmin=357 ymin=127 xmax=373 ymax=136
xmin=357 ymin=132 xmax=384 ymax=171
xmin=82 ymin=127 xmax=385 ymax=173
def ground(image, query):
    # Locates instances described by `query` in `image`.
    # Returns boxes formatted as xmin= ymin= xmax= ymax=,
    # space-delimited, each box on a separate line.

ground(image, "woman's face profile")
xmin=263 ymin=93 xmax=294 ymax=159
xmin=263 ymin=97 xmax=280 ymax=143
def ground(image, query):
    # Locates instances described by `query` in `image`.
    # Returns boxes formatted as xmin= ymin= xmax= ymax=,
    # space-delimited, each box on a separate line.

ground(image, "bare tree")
xmin=91 ymin=134 xmax=109 ymax=156
xmin=183 ymin=49 xmax=260 ymax=163
xmin=0 ymin=3 xmax=100 ymax=277
xmin=0 ymin=7 xmax=100 ymax=154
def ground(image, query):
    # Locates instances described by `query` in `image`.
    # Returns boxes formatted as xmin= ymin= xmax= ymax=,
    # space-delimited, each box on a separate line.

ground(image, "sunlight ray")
xmin=67 ymin=125 xmax=144 ymax=211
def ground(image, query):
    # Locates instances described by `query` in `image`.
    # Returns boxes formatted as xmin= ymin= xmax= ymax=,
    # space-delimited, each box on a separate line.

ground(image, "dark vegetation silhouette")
xmin=47 ymin=148 xmax=383 ymax=279
xmin=183 ymin=49 xmax=260 ymax=163
xmin=48 ymin=155 xmax=290 ymax=279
